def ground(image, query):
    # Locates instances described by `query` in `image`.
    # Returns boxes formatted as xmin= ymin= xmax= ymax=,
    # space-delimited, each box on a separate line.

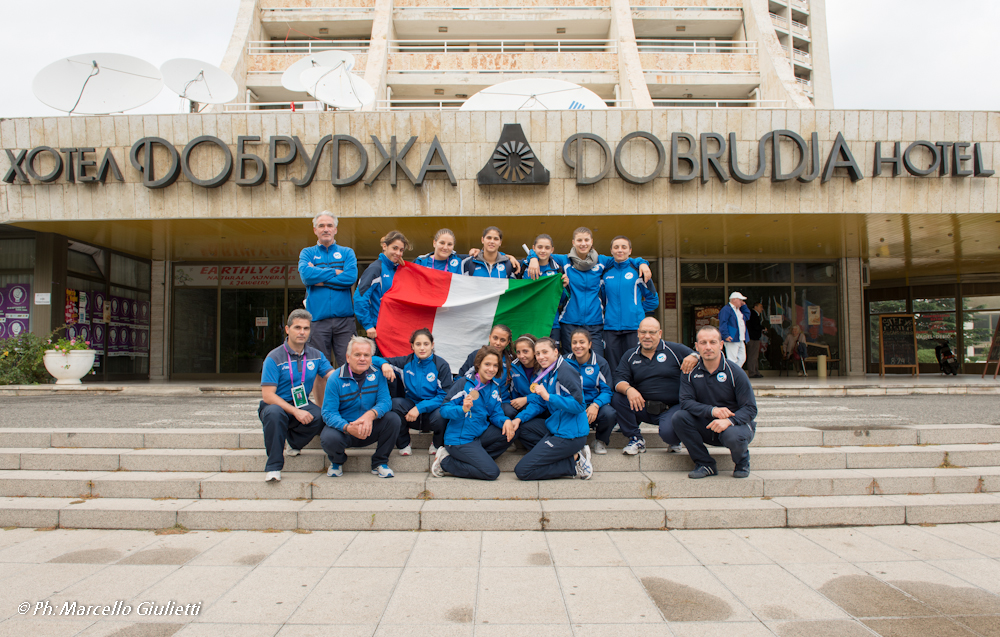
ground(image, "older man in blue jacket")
xmin=717 ymin=291 xmax=751 ymax=367
xmin=673 ymin=325 xmax=758 ymax=479
xmin=321 ymin=336 xmax=401 ymax=478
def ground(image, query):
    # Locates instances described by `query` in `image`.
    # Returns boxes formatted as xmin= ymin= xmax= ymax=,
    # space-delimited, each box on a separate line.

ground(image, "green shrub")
xmin=0 ymin=333 xmax=50 ymax=385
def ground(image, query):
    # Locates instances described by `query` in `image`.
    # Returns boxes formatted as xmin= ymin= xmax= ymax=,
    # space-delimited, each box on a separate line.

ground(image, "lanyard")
xmin=282 ymin=344 xmax=307 ymax=386
xmin=531 ymin=361 xmax=557 ymax=386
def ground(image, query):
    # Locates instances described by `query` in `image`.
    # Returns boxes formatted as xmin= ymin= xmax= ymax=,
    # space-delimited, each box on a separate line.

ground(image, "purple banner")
xmin=136 ymin=327 xmax=149 ymax=352
xmin=93 ymin=292 xmax=106 ymax=324
xmin=107 ymin=325 xmax=120 ymax=354
xmin=1 ymin=283 xmax=31 ymax=340
xmin=110 ymin=296 xmax=122 ymax=323
xmin=91 ymin=323 xmax=105 ymax=348
xmin=138 ymin=300 xmax=150 ymax=326
xmin=129 ymin=299 xmax=139 ymax=326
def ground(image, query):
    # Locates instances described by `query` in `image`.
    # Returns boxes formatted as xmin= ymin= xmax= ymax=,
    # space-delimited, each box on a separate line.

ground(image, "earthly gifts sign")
xmin=3 ymin=125 xmax=994 ymax=189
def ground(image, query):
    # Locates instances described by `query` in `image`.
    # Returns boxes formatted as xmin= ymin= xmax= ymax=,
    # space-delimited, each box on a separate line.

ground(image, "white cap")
xmin=729 ymin=291 xmax=747 ymax=301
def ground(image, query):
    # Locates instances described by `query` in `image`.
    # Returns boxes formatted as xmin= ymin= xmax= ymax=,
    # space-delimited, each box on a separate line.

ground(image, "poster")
xmin=65 ymin=289 xmax=79 ymax=325
xmin=138 ymin=300 xmax=150 ymax=326
xmin=92 ymin=292 xmax=106 ymax=324
xmin=91 ymin=323 xmax=105 ymax=348
xmin=0 ymin=284 xmax=31 ymax=339
xmin=807 ymin=305 xmax=822 ymax=326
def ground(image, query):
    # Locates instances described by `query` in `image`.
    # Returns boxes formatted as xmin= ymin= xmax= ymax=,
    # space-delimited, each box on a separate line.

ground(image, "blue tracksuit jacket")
xmin=602 ymin=259 xmax=660 ymax=331
xmin=527 ymin=252 xmax=649 ymax=326
xmin=680 ymin=356 xmax=758 ymax=431
xmin=298 ymin=243 xmax=358 ymax=320
xmin=565 ymin=352 xmax=613 ymax=408
xmin=440 ymin=377 xmax=508 ymax=446
xmin=520 ymin=258 xmax=566 ymax=331
xmin=353 ymin=254 xmax=398 ymax=331
xmin=718 ymin=303 xmax=751 ymax=343
xmin=462 ymin=252 xmax=514 ymax=278
xmin=322 ymin=364 xmax=392 ymax=432
xmin=459 ymin=350 xmax=513 ymax=402
xmin=515 ymin=357 xmax=588 ymax=439
xmin=413 ymin=251 xmax=467 ymax=274
xmin=372 ymin=353 xmax=453 ymax=414
xmin=509 ymin=360 xmax=535 ymax=400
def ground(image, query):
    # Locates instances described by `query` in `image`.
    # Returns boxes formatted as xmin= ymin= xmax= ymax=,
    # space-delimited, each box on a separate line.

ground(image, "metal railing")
xmin=652 ymin=99 xmax=786 ymax=108
xmin=636 ymin=39 xmax=756 ymax=54
xmin=792 ymin=48 xmax=811 ymax=63
xmin=795 ymin=77 xmax=812 ymax=86
xmin=389 ymin=68 xmax=617 ymax=76
xmin=248 ymin=40 xmax=371 ymax=55
xmin=769 ymin=12 xmax=788 ymax=29
xmin=375 ymin=99 xmax=464 ymax=111
xmin=791 ymin=19 xmax=810 ymax=32
xmin=389 ymin=39 xmax=617 ymax=53
xmin=394 ymin=5 xmax=609 ymax=11
xmin=790 ymin=0 xmax=810 ymax=11
xmin=631 ymin=6 xmax=742 ymax=14
xmin=260 ymin=7 xmax=376 ymax=16
xmin=218 ymin=101 xmax=330 ymax=113
xmin=644 ymin=69 xmax=760 ymax=76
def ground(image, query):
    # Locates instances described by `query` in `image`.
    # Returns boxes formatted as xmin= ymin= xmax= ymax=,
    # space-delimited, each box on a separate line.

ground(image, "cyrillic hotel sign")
xmin=3 ymin=122 xmax=994 ymax=190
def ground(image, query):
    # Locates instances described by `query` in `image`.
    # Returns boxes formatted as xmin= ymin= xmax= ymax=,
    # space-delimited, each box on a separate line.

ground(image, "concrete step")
xmin=3 ymin=442 xmax=1000 ymax=474
xmin=3 ymin=492 xmax=999 ymax=531
xmin=1 ymin=466 xmax=996 ymax=501
xmin=2 ymin=423 xmax=1000 ymax=450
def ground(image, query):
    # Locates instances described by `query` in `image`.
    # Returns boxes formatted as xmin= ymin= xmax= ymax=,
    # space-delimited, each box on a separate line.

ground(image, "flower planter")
xmin=43 ymin=350 xmax=96 ymax=385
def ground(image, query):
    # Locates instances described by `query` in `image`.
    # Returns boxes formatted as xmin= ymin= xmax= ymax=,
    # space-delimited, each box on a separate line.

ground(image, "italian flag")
xmin=376 ymin=262 xmax=563 ymax=372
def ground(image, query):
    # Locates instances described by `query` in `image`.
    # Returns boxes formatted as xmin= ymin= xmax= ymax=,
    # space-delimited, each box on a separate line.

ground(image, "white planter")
xmin=43 ymin=350 xmax=96 ymax=385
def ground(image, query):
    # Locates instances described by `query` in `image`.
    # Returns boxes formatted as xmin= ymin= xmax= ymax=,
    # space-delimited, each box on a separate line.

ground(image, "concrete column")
xmin=362 ymin=0 xmax=395 ymax=111
xmin=806 ymin=0 xmax=834 ymax=108
xmin=843 ymin=256 xmax=866 ymax=376
xmin=659 ymin=218 xmax=679 ymax=342
xmin=31 ymin=233 xmax=67 ymax=338
xmin=608 ymin=0 xmax=653 ymax=109
xmin=148 ymin=260 xmax=170 ymax=380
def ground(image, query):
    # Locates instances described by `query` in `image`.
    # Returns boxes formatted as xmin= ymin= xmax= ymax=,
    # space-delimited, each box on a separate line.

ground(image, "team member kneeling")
xmin=321 ymin=336 xmax=401 ymax=479
xmin=432 ymin=347 xmax=517 ymax=480
xmin=259 ymin=309 xmax=335 ymax=483
xmin=510 ymin=338 xmax=594 ymax=481
xmin=673 ymin=325 xmax=758 ymax=479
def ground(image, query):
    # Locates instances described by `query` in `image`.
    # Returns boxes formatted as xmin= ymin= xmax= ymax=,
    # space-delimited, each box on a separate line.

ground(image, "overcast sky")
xmin=0 ymin=0 xmax=997 ymax=118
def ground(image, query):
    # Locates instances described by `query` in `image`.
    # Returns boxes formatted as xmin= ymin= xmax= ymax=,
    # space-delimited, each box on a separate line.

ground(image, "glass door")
xmin=220 ymin=289 xmax=287 ymax=374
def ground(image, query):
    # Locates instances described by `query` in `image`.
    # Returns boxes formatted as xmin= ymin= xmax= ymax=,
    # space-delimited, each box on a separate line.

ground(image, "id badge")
xmin=291 ymin=385 xmax=308 ymax=408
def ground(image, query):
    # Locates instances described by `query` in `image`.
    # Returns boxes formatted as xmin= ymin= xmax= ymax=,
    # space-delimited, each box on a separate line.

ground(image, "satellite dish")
xmin=299 ymin=66 xmax=374 ymax=110
xmin=32 ymin=53 xmax=163 ymax=114
xmin=280 ymin=51 xmax=356 ymax=93
xmin=460 ymin=79 xmax=608 ymax=111
xmin=161 ymin=58 xmax=239 ymax=105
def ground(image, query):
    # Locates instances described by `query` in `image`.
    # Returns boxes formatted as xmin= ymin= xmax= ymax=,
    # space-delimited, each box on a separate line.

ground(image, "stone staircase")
xmin=2 ymin=412 xmax=1000 ymax=531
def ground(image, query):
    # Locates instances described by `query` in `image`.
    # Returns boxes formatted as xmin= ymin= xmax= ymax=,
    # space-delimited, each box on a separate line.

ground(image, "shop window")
xmin=794 ymin=262 xmax=838 ymax=284
xmin=794 ymin=286 xmax=839 ymax=362
xmin=963 ymin=311 xmax=999 ymax=363
xmin=68 ymin=242 xmax=106 ymax=278
xmin=915 ymin=311 xmax=957 ymax=364
xmin=963 ymin=295 xmax=1000 ymax=311
xmin=173 ymin=288 xmax=218 ymax=374
xmin=0 ymin=238 xmax=35 ymax=269
xmin=728 ymin=263 xmax=791 ymax=283
xmin=111 ymin=253 xmax=151 ymax=291
xmin=681 ymin=287 xmax=725 ymax=347
xmin=680 ymin=263 xmax=724 ymax=284
xmin=869 ymin=300 xmax=906 ymax=314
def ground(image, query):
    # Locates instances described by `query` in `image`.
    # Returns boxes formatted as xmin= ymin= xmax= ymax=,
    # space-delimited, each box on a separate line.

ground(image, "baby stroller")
xmin=934 ymin=339 xmax=959 ymax=375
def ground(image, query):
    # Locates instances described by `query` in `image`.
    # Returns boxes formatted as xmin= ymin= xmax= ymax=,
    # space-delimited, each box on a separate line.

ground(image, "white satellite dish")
xmin=161 ymin=58 xmax=239 ymax=105
xmin=280 ymin=51 xmax=356 ymax=93
xmin=299 ymin=66 xmax=374 ymax=110
xmin=460 ymin=79 xmax=608 ymax=111
xmin=32 ymin=53 xmax=163 ymax=114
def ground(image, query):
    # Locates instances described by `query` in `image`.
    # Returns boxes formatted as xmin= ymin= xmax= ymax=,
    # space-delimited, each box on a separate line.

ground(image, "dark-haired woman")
xmin=373 ymin=328 xmax=453 ymax=456
xmin=416 ymin=228 xmax=518 ymax=275
xmin=354 ymin=231 xmax=410 ymax=341
xmin=462 ymin=226 xmax=520 ymax=278
xmin=521 ymin=234 xmax=567 ymax=346
xmin=432 ymin=348 xmax=518 ymax=481
xmin=566 ymin=328 xmax=615 ymax=455
xmin=602 ymin=235 xmax=660 ymax=368
xmin=511 ymin=338 xmax=593 ymax=481
xmin=458 ymin=324 xmax=517 ymax=418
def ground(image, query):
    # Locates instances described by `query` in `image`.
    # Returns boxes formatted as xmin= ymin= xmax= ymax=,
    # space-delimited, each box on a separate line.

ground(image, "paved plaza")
xmin=3 ymin=525 xmax=1000 ymax=637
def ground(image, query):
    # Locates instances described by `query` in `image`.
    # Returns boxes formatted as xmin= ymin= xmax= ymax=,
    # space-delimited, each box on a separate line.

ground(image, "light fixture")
xmin=439 ymin=26 xmax=448 ymax=33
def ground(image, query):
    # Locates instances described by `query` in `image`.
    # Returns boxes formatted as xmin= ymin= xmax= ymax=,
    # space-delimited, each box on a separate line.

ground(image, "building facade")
xmin=1 ymin=1 xmax=999 ymax=381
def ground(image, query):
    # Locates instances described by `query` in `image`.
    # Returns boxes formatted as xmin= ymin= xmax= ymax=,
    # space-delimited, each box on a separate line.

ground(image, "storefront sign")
xmin=4 ymin=129 xmax=994 ymax=189
xmin=174 ymin=264 xmax=295 ymax=288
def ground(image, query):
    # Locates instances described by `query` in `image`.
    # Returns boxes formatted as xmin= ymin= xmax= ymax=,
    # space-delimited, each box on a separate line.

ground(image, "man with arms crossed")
xmin=612 ymin=317 xmax=699 ymax=456
xmin=259 ymin=309 xmax=334 ymax=483
xmin=298 ymin=212 xmax=359 ymax=367
xmin=673 ymin=325 xmax=758 ymax=479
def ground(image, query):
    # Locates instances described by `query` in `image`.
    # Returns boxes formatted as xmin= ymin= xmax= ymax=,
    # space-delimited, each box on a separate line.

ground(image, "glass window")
xmin=111 ymin=253 xmax=151 ymax=290
xmin=962 ymin=311 xmax=999 ymax=364
xmin=870 ymin=300 xmax=906 ymax=314
xmin=915 ymin=312 xmax=957 ymax=364
xmin=680 ymin=263 xmax=723 ymax=284
xmin=220 ymin=289 xmax=286 ymax=374
xmin=681 ymin=287 xmax=726 ymax=347
xmin=0 ymin=238 xmax=35 ymax=269
xmin=869 ymin=315 xmax=880 ymax=364
xmin=914 ymin=297 xmax=956 ymax=311
xmin=795 ymin=262 xmax=838 ymax=284
xmin=963 ymin=295 xmax=1000 ymax=311
xmin=794 ymin=286 xmax=840 ymax=362
xmin=68 ymin=250 xmax=104 ymax=278
xmin=173 ymin=288 xmax=218 ymax=374
xmin=728 ymin=263 xmax=791 ymax=283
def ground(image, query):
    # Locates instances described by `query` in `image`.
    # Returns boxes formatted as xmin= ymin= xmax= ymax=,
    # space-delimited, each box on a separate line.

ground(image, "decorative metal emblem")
xmin=477 ymin=124 xmax=549 ymax=185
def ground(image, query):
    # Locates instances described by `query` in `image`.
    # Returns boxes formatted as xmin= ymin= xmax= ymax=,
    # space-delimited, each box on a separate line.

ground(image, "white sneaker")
xmin=265 ymin=471 xmax=281 ymax=482
xmin=372 ymin=464 xmax=395 ymax=478
xmin=326 ymin=463 xmax=343 ymax=478
xmin=431 ymin=445 xmax=449 ymax=477
xmin=668 ymin=444 xmax=683 ymax=453
xmin=594 ymin=440 xmax=608 ymax=455
xmin=429 ymin=444 xmax=438 ymax=456
xmin=575 ymin=445 xmax=593 ymax=480
xmin=399 ymin=445 xmax=412 ymax=456
xmin=622 ymin=437 xmax=646 ymax=455
xmin=284 ymin=442 xmax=300 ymax=457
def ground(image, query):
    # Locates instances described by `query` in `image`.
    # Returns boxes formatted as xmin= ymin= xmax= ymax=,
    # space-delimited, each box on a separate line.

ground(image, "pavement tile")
xmin=287 ymin=567 xmax=401 ymax=624
xmin=0 ymin=528 xmax=112 ymax=563
xmin=297 ymin=500 xmax=422 ymax=531
xmin=179 ymin=624 xmax=281 ymax=637
xmin=855 ymin=560 xmax=1000 ymax=615
xmin=734 ymin=527 xmax=846 ymax=563
xmin=857 ymin=525 xmax=985 ymax=560
xmin=780 ymin=561 xmax=934 ymax=618
xmin=380 ymin=566 xmax=478 ymax=624
xmin=473 ymin=625 xmax=573 ymax=637
xmin=119 ymin=531 xmax=229 ymax=565
xmin=0 ymin=617 xmax=98 ymax=637
xmin=766 ymin=619 xmax=882 ymax=637
xmin=479 ymin=531 xmax=551 ymax=567
xmin=136 ymin=565 xmax=253 ymax=618
xmin=187 ymin=531 xmax=292 ymax=566
xmin=927 ymin=558 xmax=1000 ymax=596
xmin=861 ymin=617 xmax=980 ymax=637
xmin=334 ymin=531 xmax=418 ymax=567
xmin=555 ymin=566 xmax=664 ymax=624
xmin=544 ymin=531 xmax=627 ymax=567
xmin=0 ymin=563 xmax=104 ymax=620
xmin=607 ymin=530 xmax=702 ymax=566
xmin=662 ymin=497 xmax=787 ymax=529
xmin=257 ymin=531 xmax=357 ymax=567
xmin=373 ymin=625 xmax=472 ymax=637
xmin=572 ymin=626 xmax=674 ymax=637
xmin=631 ymin=564 xmax=757 ymax=622
xmin=52 ymin=529 xmax=160 ymax=563
xmin=195 ymin=566 xmax=327 ymax=624
xmin=541 ymin=498 xmax=665 ymax=531
xmin=793 ymin=527 xmax=917 ymax=562
xmin=917 ymin=523 xmax=1000 ymax=558
xmin=407 ymin=531 xmax=481 ymax=568
xmin=0 ymin=527 xmax=37 ymax=550
xmin=670 ymin=623 xmax=771 ymax=637
xmin=421 ymin=500 xmax=542 ymax=531
xmin=476 ymin=567 xmax=569 ymax=624
xmin=275 ymin=626 xmax=373 ymax=637
xmin=708 ymin=563 xmax=852 ymax=620
xmin=670 ymin=529 xmax=774 ymax=565
xmin=45 ymin=564 xmax=181 ymax=609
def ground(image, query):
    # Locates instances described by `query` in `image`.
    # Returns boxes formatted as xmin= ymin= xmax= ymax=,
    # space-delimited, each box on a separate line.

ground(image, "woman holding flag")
xmin=432 ymin=347 xmax=518 ymax=481
xmin=415 ymin=228 xmax=520 ymax=274
xmin=354 ymin=231 xmax=411 ymax=341
xmin=521 ymin=234 xmax=566 ymax=346
xmin=510 ymin=338 xmax=594 ymax=481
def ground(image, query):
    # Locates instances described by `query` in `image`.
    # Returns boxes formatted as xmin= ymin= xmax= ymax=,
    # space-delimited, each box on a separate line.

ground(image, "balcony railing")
xmin=636 ymin=39 xmax=756 ymax=54
xmin=793 ymin=48 xmax=811 ymax=63
xmin=218 ymin=101 xmax=329 ymax=113
xmin=651 ymin=99 xmax=786 ymax=108
xmin=394 ymin=5 xmax=609 ymax=12
xmin=791 ymin=19 xmax=810 ymax=32
xmin=389 ymin=39 xmax=617 ymax=53
xmin=790 ymin=0 xmax=810 ymax=11
xmin=769 ymin=13 xmax=788 ymax=29
xmin=390 ymin=68 xmax=617 ymax=76
xmin=644 ymin=69 xmax=759 ymax=76
xmin=374 ymin=98 xmax=633 ymax=110
xmin=248 ymin=40 xmax=371 ymax=55
xmin=631 ymin=6 xmax=742 ymax=14
xmin=260 ymin=7 xmax=375 ymax=18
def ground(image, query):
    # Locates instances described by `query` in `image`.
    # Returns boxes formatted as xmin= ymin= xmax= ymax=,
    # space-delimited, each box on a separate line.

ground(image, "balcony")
xmin=259 ymin=5 xmax=376 ymax=39
xmin=389 ymin=39 xmax=617 ymax=54
xmin=392 ymin=5 xmax=611 ymax=39
xmin=792 ymin=47 xmax=811 ymax=68
xmin=631 ymin=5 xmax=744 ymax=38
xmin=795 ymin=76 xmax=813 ymax=95
xmin=651 ymin=98 xmax=786 ymax=108
xmin=247 ymin=40 xmax=371 ymax=55
xmin=635 ymin=39 xmax=756 ymax=54
xmin=244 ymin=49 xmax=371 ymax=102
xmin=643 ymin=68 xmax=761 ymax=100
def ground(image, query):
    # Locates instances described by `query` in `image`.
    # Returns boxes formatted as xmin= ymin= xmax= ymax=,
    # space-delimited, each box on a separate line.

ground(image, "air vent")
xmin=676 ymin=25 xmax=686 ymax=32
xmin=439 ymin=26 xmax=448 ymax=33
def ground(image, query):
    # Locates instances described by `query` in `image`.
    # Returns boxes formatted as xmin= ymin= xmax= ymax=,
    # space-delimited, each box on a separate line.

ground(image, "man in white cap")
xmin=718 ymin=291 xmax=750 ymax=367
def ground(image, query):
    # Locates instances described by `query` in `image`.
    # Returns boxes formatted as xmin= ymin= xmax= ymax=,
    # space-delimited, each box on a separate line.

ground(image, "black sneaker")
xmin=733 ymin=465 xmax=750 ymax=479
xmin=688 ymin=465 xmax=717 ymax=479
